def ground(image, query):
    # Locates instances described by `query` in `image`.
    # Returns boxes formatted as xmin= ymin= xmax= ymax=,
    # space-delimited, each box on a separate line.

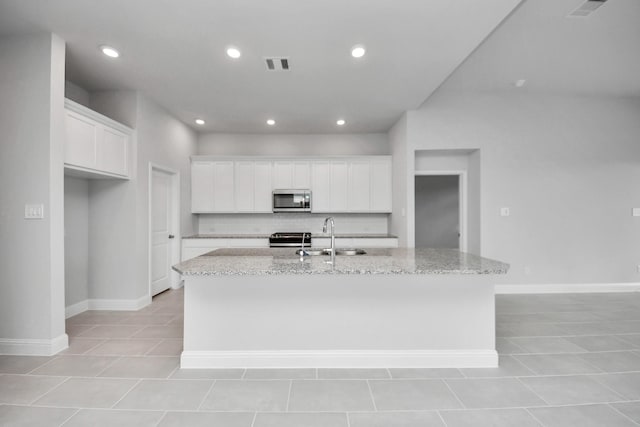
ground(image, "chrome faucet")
xmin=323 ymin=217 xmax=336 ymax=264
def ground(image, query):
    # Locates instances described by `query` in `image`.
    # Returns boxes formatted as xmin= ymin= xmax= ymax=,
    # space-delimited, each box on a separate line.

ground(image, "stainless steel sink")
xmin=335 ymin=248 xmax=367 ymax=255
xmin=295 ymin=248 xmax=366 ymax=256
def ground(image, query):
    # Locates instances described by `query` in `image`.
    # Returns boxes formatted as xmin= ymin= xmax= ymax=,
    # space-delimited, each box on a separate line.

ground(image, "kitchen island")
xmin=173 ymin=248 xmax=509 ymax=369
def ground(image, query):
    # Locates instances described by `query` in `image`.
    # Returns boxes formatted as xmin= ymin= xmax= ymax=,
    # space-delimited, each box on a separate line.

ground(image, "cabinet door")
xmin=348 ymin=160 xmax=371 ymax=212
xmin=311 ymin=161 xmax=331 ymax=212
xmin=370 ymin=158 xmax=392 ymax=212
xmin=292 ymin=161 xmax=310 ymax=188
xmin=329 ymin=161 xmax=349 ymax=212
xmin=191 ymin=162 xmax=215 ymax=212
xmin=97 ymin=127 xmax=128 ymax=176
xmin=212 ymin=161 xmax=235 ymax=212
xmin=65 ymin=110 xmax=98 ymax=169
xmin=254 ymin=161 xmax=273 ymax=213
xmin=272 ymin=161 xmax=293 ymax=189
xmin=235 ymin=161 xmax=254 ymax=212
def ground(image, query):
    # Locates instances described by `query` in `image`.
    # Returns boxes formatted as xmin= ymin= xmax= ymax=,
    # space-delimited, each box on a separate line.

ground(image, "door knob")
xmin=168 ymin=235 xmax=175 ymax=239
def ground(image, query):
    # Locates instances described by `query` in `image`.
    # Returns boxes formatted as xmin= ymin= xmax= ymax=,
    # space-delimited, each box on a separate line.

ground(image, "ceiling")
xmin=0 ymin=0 xmax=522 ymax=133
xmin=0 ymin=0 xmax=637 ymax=134
xmin=437 ymin=0 xmax=640 ymax=98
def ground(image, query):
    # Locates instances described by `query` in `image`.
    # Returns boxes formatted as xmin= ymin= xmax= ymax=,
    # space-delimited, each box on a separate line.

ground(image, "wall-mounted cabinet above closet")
xmin=63 ymin=98 xmax=133 ymax=179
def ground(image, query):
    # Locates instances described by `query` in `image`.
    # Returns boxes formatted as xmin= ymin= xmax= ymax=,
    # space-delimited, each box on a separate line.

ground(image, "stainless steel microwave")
xmin=272 ymin=189 xmax=311 ymax=212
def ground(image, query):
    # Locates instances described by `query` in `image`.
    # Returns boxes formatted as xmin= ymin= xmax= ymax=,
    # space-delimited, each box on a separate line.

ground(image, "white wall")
xmin=404 ymin=92 xmax=640 ymax=284
xmin=389 ymin=113 xmax=409 ymax=246
xmin=65 ymin=80 xmax=90 ymax=106
xmin=0 ymin=33 xmax=67 ymax=354
xmin=64 ymin=177 xmax=89 ymax=307
xmin=198 ymin=133 xmax=389 ymax=156
xmin=86 ymin=92 xmax=198 ymax=302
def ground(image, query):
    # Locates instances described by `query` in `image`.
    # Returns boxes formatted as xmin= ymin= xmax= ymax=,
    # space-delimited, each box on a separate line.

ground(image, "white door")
xmin=151 ymin=168 xmax=174 ymax=296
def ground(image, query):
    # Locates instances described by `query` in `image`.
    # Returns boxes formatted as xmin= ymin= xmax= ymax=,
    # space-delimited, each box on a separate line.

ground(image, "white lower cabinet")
xmin=64 ymin=98 xmax=131 ymax=179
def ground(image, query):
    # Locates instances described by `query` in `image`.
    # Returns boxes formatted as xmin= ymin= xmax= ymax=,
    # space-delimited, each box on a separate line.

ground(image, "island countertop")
xmin=173 ymin=248 xmax=509 ymax=276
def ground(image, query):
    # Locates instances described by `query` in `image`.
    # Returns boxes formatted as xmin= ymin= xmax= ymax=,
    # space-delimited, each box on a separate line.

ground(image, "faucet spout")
xmin=323 ymin=217 xmax=336 ymax=264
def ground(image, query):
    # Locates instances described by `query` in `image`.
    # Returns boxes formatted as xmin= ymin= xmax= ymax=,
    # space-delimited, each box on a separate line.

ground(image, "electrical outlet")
xmin=524 ymin=266 xmax=532 ymax=275
xmin=633 ymin=208 xmax=640 ymax=217
xmin=636 ymin=265 xmax=640 ymax=274
xmin=24 ymin=204 xmax=44 ymax=219
xmin=500 ymin=207 xmax=510 ymax=217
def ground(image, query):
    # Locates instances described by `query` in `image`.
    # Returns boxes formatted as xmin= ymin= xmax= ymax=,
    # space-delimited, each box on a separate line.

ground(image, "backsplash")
xmin=197 ymin=213 xmax=389 ymax=235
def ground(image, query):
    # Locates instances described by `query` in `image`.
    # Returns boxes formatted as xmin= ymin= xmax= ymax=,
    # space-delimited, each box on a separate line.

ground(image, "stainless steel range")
xmin=269 ymin=232 xmax=312 ymax=248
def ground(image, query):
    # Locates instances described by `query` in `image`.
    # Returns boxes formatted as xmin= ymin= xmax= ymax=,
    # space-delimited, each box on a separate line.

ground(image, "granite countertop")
xmin=183 ymin=234 xmax=398 ymax=239
xmin=173 ymin=248 xmax=509 ymax=276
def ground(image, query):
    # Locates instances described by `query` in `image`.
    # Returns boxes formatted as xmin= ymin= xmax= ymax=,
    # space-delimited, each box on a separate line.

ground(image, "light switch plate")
xmin=633 ymin=208 xmax=640 ymax=217
xmin=500 ymin=207 xmax=510 ymax=217
xmin=25 ymin=204 xmax=44 ymax=219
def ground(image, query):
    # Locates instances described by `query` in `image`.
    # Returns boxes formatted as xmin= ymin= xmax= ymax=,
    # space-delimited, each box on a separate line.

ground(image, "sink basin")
xmin=295 ymin=248 xmax=367 ymax=256
xmin=335 ymin=248 xmax=367 ymax=255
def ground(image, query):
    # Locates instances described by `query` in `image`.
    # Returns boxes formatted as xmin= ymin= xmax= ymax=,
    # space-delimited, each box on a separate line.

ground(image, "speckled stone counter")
xmin=173 ymin=248 xmax=508 ymax=276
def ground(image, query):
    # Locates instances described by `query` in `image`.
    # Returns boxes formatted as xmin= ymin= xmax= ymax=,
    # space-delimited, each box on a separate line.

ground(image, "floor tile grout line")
xmin=442 ymin=379 xmax=467 ymax=410
xmin=26 ymin=376 xmax=72 ymax=406
xmin=365 ymin=380 xmax=378 ymax=411
xmin=285 ymin=380 xmax=293 ymax=412
xmin=607 ymin=402 xmax=640 ymax=426
xmin=515 ymin=377 xmax=551 ymax=406
xmin=153 ymin=410 xmax=168 ymax=427
xmin=436 ymin=410 xmax=449 ymax=427
xmin=196 ymin=379 xmax=217 ymax=411
xmin=524 ymin=407 xmax=549 ymax=427
xmin=24 ymin=354 xmax=62 ymax=375
xmin=109 ymin=378 xmax=142 ymax=409
xmin=56 ymin=407 xmax=81 ymax=427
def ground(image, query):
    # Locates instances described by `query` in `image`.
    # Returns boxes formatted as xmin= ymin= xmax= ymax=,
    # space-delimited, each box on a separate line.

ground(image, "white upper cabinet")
xmin=234 ymin=161 xmax=254 ymax=212
xmin=370 ymin=158 xmax=392 ymax=212
xmin=292 ymin=161 xmax=310 ymax=188
xmin=190 ymin=156 xmax=391 ymax=214
xmin=272 ymin=161 xmax=310 ymax=189
xmin=253 ymin=161 xmax=273 ymax=212
xmin=211 ymin=161 xmax=235 ymax=212
xmin=311 ymin=161 xmax=331 ymax=213
xmin=191 ymin=162 xmax=215 ymax=212
xmin=348 ymin=160 xmax=371 ymax=212
xmin=64 ymin=98 xmax=131 ymax=179
xmin=329 ymin=161 xmax=349 ymax=212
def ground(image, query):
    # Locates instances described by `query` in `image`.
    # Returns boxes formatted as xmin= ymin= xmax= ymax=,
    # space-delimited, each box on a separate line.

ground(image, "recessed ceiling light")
xmin=195 ymin=119 xmax=205 ymax=125
xmin=226 ymin=47 xmax=241 ymax=59
xmin=336 ymin=119 xmax=346 ymax=126
xmin=266 ymin=119 xmax=276 ymax=126
xmin=515 ymin=79 xmax=527 ymax=87
xmin=351 ymin=45 xmax=366 ymax=58
xmin=100 ymin=45 xmax=120 ymax=58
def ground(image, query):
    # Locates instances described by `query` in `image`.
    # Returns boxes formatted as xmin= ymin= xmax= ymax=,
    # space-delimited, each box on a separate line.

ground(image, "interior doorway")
xmin=414 ymin=172 xmax=467 ymax=251
xmin=149 ymin=164 xmax=180 ymax=297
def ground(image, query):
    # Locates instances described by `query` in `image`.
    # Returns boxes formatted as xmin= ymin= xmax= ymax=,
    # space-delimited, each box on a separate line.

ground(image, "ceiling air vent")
xmin=568 ymin=0 xmax=608 ymax=17
xmin=264 ymin=57 xmax=290 ymax=71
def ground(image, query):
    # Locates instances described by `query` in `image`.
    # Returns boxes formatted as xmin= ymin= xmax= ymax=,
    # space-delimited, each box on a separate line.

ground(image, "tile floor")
xmin=2 ymin=289 xmax=640 ymax=426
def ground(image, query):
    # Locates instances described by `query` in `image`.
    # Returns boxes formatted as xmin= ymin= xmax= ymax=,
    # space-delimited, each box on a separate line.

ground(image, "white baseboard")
xmin=496 ymin=282 xmax=640 ymax=294
xmin=180 ymin=349 xmax=498 ymax=369
xmin=0 ymin=333 xmax=68 ymax=356
xmin=65 ymin=295 xmax=151 ymax=318
xmin=65 ymin=300 xmax=89 ymax=319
